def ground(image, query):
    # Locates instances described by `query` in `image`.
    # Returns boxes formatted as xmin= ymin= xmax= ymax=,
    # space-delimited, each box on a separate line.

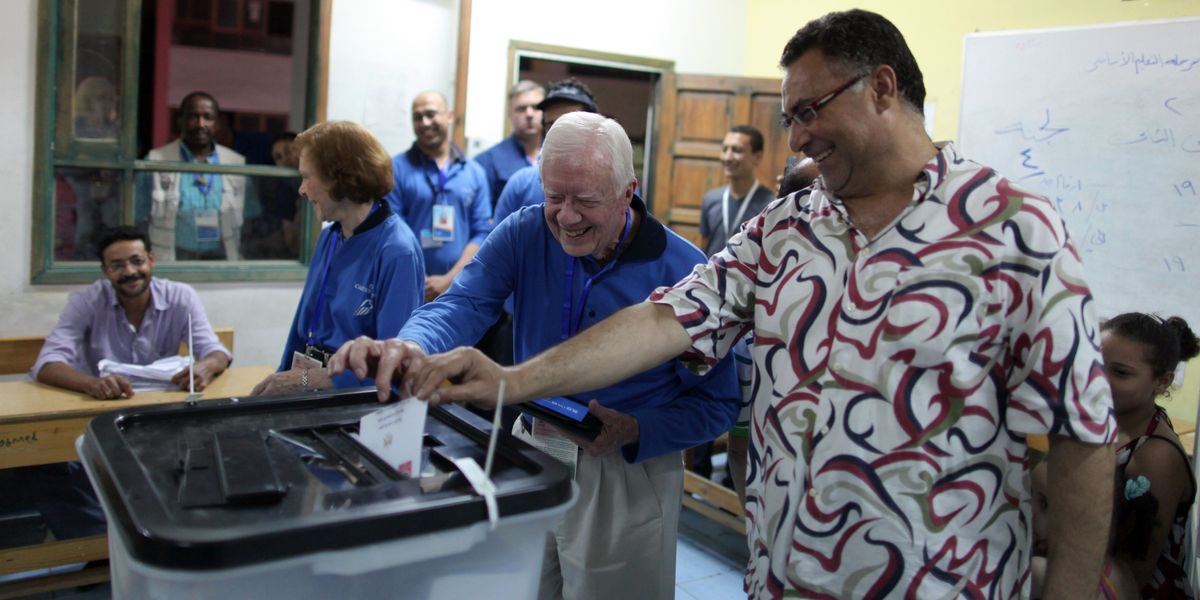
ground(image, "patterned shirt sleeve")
xmin=998 ymin=184 xmax=1115 ymax=443
xmin=648 ymin=208 xmax=767 ymax=375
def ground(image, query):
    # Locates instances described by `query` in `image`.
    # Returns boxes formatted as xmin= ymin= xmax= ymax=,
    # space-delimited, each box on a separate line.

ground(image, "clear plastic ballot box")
xmin=77 ymin=388 xmax=575 ymax=599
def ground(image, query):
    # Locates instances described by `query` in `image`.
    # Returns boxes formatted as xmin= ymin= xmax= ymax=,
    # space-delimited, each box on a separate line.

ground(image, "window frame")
xmin=31 ymin=0 xmax=327 ymax=284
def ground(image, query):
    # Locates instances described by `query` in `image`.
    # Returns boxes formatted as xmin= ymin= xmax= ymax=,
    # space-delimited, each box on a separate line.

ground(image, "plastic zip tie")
xmin=453 ymin=457 xmax=499 ymax=530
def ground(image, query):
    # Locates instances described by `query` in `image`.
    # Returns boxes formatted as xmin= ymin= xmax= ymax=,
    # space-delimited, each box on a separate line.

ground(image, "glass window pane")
xmin=54 ymin=167 xmax=125 ymax=261
xmin=133 ymin=170 xmax=303 ymax=262
xmin=59 ymin=0 xmax=123 ymax=149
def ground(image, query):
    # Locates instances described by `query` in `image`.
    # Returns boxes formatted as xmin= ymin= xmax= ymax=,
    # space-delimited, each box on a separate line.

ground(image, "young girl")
xmin=1103 ymin=313 xmax=1199 ymax=598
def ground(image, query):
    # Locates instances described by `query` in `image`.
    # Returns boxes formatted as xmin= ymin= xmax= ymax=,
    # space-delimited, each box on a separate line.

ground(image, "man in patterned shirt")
xmin=399 ymin=10 xmax=1117 ymax=600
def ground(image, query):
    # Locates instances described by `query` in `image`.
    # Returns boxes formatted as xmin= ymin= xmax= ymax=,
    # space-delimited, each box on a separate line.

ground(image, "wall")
xmin=743 ymin=0 xmax=1200 ymax=423
xmin=325 ymin=0 xmax=460 ymax=155
xmin=168 ymin=46 xmax=294 ymax=114
xmin=463 ymin=0 xmax=750 ymax=153
xmin=744 ymin=0 xmax=1199 ymax=141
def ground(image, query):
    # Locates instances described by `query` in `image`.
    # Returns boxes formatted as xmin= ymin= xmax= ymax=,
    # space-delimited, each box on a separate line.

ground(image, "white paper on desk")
xmin=354 ymin=397 xmax=428 ymax=477
xmin=97 ymin=355 xmax=190 ymax=392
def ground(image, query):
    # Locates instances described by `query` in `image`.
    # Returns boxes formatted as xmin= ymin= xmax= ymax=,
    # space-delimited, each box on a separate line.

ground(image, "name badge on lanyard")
xmin=423 ymin=164 xmax=455 ymax=245
xmin=194 ymin=208 xmax=220 ymax=243
xmin=432 ymin=204 xmax=455 ymax=242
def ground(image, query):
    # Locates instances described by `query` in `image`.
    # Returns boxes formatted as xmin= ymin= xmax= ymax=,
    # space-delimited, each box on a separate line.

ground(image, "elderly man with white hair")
xmin=332 ymin=111 xmax=739 ymax=599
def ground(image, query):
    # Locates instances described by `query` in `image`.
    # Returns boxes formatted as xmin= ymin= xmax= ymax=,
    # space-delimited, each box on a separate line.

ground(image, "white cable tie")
xmin=452 ymin=456 xmax=499 ymax=530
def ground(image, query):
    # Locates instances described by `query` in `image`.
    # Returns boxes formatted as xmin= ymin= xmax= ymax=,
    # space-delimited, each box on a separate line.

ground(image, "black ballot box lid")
xmin=80 ymin=388 xmax=571 ymax=571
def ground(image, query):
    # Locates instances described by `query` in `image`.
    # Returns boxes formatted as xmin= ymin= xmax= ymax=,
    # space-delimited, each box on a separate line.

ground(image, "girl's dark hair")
xmin=1110 ymin=466 xmax=1159 ymax=561
xmin=1102 ymin=313 xmax=1200 ymax=376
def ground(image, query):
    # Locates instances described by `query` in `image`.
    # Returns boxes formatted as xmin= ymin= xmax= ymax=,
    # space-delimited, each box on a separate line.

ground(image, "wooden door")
xmin=650 ymin=74 xmax=791 ymax=246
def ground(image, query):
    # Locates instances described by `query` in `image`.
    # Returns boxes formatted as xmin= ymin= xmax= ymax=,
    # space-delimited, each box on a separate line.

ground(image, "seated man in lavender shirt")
xmin=23 ymin=226 xmax=231 ymax=540
xmin=33 ymin=226 xmax=231 ymax=399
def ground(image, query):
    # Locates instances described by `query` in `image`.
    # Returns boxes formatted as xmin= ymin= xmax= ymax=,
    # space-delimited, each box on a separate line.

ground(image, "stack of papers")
xmin=97 ymin=355 xmax=190 ymax=392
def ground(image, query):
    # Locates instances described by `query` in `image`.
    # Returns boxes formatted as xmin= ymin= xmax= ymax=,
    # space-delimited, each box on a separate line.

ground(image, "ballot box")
xmin=77 ymin=388 xmax=574 ymax=599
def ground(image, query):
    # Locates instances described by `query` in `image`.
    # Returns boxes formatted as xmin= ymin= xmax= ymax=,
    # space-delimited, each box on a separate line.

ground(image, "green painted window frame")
xmin=31 ymin=0 xmax=324 ymax=284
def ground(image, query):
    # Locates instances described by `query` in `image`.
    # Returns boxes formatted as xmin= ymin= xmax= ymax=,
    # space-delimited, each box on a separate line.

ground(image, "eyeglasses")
xmin=104 ymin=254 xmax=148 ymax=273
xmin=779 ymin=74 xmax=866 ymax=129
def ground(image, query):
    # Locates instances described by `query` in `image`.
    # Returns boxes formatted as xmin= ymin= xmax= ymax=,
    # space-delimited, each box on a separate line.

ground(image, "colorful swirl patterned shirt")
xmin=650 ymin=142 xmax=1116 ymax=599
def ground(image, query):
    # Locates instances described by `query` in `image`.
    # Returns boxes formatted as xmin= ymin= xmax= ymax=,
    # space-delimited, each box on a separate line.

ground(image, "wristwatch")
xmin=300 ymin=367 xmax=309 ymax=391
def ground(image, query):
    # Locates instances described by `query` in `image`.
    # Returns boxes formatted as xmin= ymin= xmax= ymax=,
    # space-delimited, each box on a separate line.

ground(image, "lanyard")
xmin=721 ymin=180 xmax=760 ymax=240
xmin=560 ymin=208 xmax=632 ymax=340
xmin=422 ymin=159 xmax=451 ymax=204
xmin=181 ymin=145 xmax=218 ymax=197
xmin=306 ymin=201 xmax=380 ymax=346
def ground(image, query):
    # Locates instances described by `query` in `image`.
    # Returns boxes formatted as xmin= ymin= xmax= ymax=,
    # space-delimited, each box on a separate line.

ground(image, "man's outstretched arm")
xmin=408 ymin=302 xmax=693 ymax=407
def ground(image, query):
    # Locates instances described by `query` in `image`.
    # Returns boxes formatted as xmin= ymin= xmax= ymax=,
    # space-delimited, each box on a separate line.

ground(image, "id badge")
xmin=291 ymin=351 xmax=323 ymax=371
xmin=195 ymin=208 xmax=220 ymax=243
xmin=431 ymin=204 xmax=455 ymax=242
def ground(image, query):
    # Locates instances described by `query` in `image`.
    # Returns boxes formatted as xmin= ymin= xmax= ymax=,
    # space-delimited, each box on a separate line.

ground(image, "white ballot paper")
xmin=355 ymin=397 xmax=428 ymax=477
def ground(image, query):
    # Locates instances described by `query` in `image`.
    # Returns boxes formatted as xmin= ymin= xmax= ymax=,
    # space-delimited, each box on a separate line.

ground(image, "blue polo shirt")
xmin=398 ymin=195 xmax=740 ymax=462
xmin=474 ymin=134 xmax=534 ymax=209
xmin=493 ymin=165 xmax=543 ymax=227
xmin=385 ymin=144 xmax=492 ymax=275
xmin=279 ymin=202 xmax=425 ymax=388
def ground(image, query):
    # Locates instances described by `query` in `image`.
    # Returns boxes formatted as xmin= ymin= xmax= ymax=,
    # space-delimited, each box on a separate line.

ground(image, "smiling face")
xmin=1102 ymin=331 xmax=1174 ymax=416
xmin=781 ymin=50 xmax=881 ymax=198
xmin=411 ymin=92 xmax=453 ymax=154
xmin=101 ymin=239 xmax=154 ymax=299
xmin=541 ymin=153 xmax=633 ymax=262
xmin=720 ymin=132 xmax=762 ymax=182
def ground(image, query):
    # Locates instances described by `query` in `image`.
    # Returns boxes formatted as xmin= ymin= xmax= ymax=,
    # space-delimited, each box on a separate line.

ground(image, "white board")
xmin=959 ymin=18 xmax=1200 ymax=328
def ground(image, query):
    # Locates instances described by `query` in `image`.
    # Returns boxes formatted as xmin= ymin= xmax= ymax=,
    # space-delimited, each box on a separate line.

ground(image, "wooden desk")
xmin=0 ymin=365 xmax=273 ymax=470
xmin=0 ymin=365 xmax=272 ymax=598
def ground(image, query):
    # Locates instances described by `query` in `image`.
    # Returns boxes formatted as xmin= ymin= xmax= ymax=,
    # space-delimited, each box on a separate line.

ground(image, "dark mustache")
xmin=118 ymin=274 xmax=145 ymax=285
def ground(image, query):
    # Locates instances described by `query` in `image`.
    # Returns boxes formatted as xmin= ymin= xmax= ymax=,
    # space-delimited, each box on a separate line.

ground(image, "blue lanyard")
xmin=181 ymin=145 xmax=217 ymax=197
xmin=560 ymin=208 xmax=632 ymax=340
xmin=306 ymin=202 xmax=380 ymax=346
xmin=423 ymin=161 xmax=451 ymax=204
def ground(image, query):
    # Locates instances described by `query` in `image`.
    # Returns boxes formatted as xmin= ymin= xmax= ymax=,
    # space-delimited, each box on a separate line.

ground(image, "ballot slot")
xmin=268 ymin=423 xmax=468 ymax=495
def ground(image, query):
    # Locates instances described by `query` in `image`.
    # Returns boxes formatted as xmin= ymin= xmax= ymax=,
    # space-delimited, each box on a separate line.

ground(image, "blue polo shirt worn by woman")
xmin=384 ymin=145 xmax=492 ymax=276
xmin=398 ymin=196 xmax=740 ymax=462
xmin=278 ymin=202 xmax=425 ymax=388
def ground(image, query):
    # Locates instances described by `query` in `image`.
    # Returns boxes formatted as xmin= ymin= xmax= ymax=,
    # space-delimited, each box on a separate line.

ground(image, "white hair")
xmin=540 ymin=112 xmax=635 ymax=196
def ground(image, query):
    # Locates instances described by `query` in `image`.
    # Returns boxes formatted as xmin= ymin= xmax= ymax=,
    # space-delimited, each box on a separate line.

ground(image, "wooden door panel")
xmin=671 ymin=158 xmax=723 ymax=210
xmin=652 ymin=74 xmax=791 ymax=243
xmin=749 ymin=92 xmax=788 ymax=190
xmin=676 ymin=93 xmax=735 ymax=142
